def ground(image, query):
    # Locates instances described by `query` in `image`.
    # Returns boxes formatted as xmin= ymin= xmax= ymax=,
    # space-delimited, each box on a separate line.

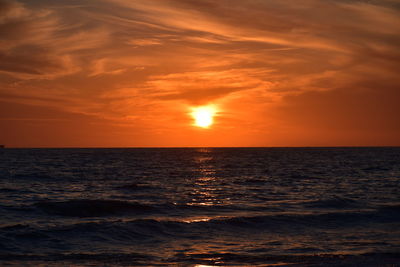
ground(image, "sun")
xmin=190 ymin=105 xmax=217 ymax=128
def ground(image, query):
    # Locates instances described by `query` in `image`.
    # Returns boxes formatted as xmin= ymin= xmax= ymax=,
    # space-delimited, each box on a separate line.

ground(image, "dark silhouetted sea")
xmin=0 ymin=147 xmax=399 ymax=266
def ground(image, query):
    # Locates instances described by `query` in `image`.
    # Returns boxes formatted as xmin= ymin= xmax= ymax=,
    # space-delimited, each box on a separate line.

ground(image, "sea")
xmin=0 ymin=147 xmax=399 ymax=266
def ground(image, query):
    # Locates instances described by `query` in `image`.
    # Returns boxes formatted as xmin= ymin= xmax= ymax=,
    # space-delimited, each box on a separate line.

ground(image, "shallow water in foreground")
xmin=0 ymin=147 xmax=399 ymax=266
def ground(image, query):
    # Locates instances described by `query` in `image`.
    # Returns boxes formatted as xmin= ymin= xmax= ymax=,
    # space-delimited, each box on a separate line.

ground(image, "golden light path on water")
xmin=182 ymin=148 xmax=221 ymax=224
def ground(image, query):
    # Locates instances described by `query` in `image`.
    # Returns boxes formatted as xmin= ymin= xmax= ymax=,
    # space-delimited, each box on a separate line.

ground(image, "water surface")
xmin=0 ymin=147 xmax=399 ymax=266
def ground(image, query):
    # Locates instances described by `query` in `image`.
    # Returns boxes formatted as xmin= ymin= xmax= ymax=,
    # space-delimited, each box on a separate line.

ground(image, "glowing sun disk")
xmin=191 ymin=106 xmax=216 ymax=128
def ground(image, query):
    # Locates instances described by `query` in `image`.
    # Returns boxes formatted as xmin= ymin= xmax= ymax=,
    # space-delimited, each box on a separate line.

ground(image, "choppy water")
xmin=0 ymin=147 xmax=399 ymax=266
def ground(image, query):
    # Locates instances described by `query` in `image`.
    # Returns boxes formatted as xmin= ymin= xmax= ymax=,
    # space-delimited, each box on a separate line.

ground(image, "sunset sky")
xmin=0 ymin=0 xmax=399 ymax=147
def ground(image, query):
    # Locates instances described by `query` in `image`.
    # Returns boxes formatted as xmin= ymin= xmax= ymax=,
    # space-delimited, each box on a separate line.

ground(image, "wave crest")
xmin=34 ymin=199 xmax=156 ymax=217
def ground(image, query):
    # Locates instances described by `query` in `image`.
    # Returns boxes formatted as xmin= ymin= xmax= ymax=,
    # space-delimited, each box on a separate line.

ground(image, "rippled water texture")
xmin=0 ymin=147 xmax=399 ymax=266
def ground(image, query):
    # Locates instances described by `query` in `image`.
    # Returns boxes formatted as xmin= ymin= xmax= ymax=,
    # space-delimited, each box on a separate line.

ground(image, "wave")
xmin=0 ymin=252 xmax=153 ymax=262
xmin=114 ymin=183 xmax=158 ymax=191
xmin=232 ymin=178 xmax=266 ymax=185
xmin=0 ymin=252 xmax=399 ymax=266
xmin=0 ymin=187 xmax=34 ymax=194
xmin=303 ymin=196 xmax=361 ymax=209
xmin=3 ymin=206 xmax=399 ymax=242
xmin=204 ymin=207 xmax=400 ymax=229
xmin=34 ymin=199 xmax=157 ymax=217
xmin=171 ymin=252 xmax=400 ymax=266
xmin=32 ymin=199 xmax=284 ymax=217
xmin=29 ymin=199 xmax=400 ymax=221
xmin=378 ymin=203 xmax=400 ymax=213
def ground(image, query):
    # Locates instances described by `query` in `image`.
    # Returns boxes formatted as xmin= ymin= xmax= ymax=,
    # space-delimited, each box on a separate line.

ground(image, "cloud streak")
xmin=0 ymin=0 xmax=399 ymax=146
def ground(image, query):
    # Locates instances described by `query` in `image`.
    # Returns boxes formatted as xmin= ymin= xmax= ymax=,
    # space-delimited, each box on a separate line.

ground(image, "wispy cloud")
xmin=0 ymin=0 xmax=399 ymax=145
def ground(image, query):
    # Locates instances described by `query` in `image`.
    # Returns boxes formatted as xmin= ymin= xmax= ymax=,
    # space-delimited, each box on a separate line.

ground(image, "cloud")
xmin=143 ymin=69 xmax=274 ymax=104
xmin=0 ymin=0 xmax=399 ymax=145
xmin=0 ymin=44 xmax=74 ymax=75
xmin=0 ymin=0 xmax=114 ymax=79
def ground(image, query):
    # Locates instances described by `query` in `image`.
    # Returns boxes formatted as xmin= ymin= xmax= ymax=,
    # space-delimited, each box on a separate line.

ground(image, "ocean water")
xmin=0 ymin=147 xmax=399 ymax=266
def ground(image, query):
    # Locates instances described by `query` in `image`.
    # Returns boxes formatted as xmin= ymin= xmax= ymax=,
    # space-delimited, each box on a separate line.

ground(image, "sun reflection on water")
xmin=182 ymin=217 xmax=211 ymax=223
xmin=189 ymin=148 xmax=221 ymax=207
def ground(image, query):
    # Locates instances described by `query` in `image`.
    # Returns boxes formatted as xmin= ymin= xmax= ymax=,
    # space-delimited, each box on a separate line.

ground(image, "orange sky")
xmin=0 ymin=0 xmax=399 ymax=147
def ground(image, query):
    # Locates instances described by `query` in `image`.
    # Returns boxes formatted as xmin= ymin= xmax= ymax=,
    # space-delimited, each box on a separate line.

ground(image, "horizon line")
xmin=1 ymin=145 xmax=399 ymax=149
